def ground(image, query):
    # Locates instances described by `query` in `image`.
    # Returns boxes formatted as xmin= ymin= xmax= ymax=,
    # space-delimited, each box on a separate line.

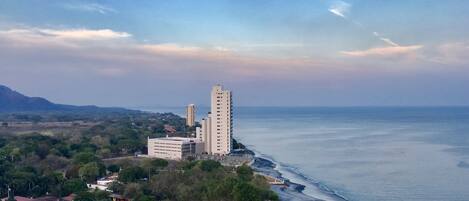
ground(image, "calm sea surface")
xmin=136 ymin=106 xmax=469 ymax=201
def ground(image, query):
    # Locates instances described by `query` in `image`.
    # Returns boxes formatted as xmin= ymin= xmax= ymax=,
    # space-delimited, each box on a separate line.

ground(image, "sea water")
xmin=137 ymin=106 xmax=469 ymax=201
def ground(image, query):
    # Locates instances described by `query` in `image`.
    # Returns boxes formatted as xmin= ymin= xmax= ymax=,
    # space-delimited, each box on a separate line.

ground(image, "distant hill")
xmin=0 ymin=84 xmax=136 ymax=113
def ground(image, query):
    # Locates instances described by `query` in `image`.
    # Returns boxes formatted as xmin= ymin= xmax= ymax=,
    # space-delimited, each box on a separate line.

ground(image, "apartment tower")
xmin=197 ymin=113 xmax=212 ymax=153
xmin=186 ymin=104 xmax=195 ymax=127
xmin=209 ymin=85 xmax=233 ymax=155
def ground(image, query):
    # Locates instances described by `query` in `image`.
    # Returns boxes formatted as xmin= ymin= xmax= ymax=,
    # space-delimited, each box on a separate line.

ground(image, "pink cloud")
xmin=341 ymin=45 xmax=423 ymax=57
xmin=0 ymin=27 xmax=329 ymax=79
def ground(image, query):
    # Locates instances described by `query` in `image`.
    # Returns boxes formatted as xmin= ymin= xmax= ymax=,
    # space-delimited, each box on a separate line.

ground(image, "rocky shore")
xmin=232 ymin=148 xmax=321 ymax=201
xmin=250 ymin=157 xmax=324 ymax=201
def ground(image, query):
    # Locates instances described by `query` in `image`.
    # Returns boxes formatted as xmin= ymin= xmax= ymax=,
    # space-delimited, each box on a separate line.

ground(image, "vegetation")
xmin=0 ymin=111 xmax=277 ymax=201
xmin=110 ymin=161 xmax=278 ymax=201
xmin=0 ymin=112 xmax=182 ymax=197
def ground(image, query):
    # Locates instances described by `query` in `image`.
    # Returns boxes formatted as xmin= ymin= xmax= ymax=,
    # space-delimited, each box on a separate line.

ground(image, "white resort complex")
xmin=148 ymin=84 xmax=233 ymax=160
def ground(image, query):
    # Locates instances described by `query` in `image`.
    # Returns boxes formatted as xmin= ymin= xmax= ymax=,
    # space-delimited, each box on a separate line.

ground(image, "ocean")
xmin=136 ymin=106 xmax=469 ymax=201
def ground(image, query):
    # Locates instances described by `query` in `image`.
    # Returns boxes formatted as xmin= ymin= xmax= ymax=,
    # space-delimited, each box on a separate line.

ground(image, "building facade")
xmin=186 ymin=104 xmax=195 ymax=127
xmin=147 ymin=137 xmax=204 ymax=160
xmin=197 ymin=113 xmax=212 ymax=154
xmin=196 ymin=85 xmax=233 ymax=155
xmin=210 ymin=85 xmax=233 ymax=155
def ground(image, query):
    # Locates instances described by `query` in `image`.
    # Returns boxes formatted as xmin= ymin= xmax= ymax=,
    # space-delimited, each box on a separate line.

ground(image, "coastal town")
xmin=0 ymin=85 xmax=286 ymax=201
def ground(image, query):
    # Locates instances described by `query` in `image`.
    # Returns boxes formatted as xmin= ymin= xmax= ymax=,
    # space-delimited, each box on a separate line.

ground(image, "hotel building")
xmin=147 ymin=137 xmax=204 ymax=160
xmin=197 ymin=85 xmax=233 ymax=155
xmin=186 ymin=104 xmax=195 ymax=127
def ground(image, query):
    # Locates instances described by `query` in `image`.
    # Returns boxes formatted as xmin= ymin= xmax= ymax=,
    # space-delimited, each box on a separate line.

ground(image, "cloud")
xmin=328 ymin=2 xmax=403 ymax=49
xmin=373 ymin=32 xmax=399 ymax=47
xmin=329 ymin=1 xmax=351 ymax=19
xmin=341 ymin=45 xmax=423 ymax=57
xmin=38 ymin=29 xmax=131 ymax=40
xmin=0 ymin=28 xmax=131 ymax=42
xmin=63 ymin=3 xmax=116 ymax=14
xmin=141 ymin=44 xmax=203 ymax=54
xmin=1 ymin=27 xmax=468 ymax=106
xmin=238 ymin=43 xmax=305 ymax=48
xmin=425 ymin=42 xmax=469 ymax=64
xmin=379 ymin=38 xmax=399 ymax=47
xmin=0 ymin=27 xmax=326 ymax=79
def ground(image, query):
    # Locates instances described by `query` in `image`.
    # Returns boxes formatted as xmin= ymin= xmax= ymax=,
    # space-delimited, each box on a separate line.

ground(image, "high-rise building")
xmin=209 ymin=85 xmax=233 ymax=155
xmin=186 ymin=104 xmax=195 ymax=127
xmin=195 ymin=85 xmax=233 ymax=155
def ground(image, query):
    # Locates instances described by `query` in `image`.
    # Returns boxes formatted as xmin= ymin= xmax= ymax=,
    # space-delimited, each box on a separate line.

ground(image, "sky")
xmin=0 ymin=0 xmax=469 ymax=107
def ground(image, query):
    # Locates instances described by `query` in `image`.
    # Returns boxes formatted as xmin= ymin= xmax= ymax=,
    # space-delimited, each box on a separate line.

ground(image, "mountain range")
xmin=0 ymin=84 xmax=133 ymax=113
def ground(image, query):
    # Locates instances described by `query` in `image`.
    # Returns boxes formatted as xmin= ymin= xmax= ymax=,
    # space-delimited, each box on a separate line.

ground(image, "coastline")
xmin=249 ymin=156 xmax=320 ymax=201
xmin=236 ymin=146 xmax=349 ymax=201
xmin=134 ymin=107 xmax=347 ymax=200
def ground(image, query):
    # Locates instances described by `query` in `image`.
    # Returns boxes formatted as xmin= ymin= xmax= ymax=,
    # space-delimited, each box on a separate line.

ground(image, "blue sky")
xmin=0 ymin=0 xmax=468 ymax=106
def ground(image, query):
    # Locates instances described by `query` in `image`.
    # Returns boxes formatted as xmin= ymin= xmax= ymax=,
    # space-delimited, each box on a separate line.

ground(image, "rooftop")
xmin=148 ymin=136 xmax=201 ymax=143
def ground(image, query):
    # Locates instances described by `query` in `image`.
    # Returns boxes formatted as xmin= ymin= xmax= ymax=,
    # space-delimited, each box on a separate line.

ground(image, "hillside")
xmin=0 ymin=84 xmax=134 ymax=113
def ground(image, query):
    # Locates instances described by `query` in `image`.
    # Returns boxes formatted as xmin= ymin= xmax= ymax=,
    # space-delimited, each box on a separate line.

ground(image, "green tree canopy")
xmin=118 ymin=166 xmax=146 ymax=183
xmin=107 ymin=164 xmax=120 ymax=173
xmin=79 ymin=162 xmax=101 ymax=182
xmin=199 ymin=160 xmax=221 ymax=172
xmin=236 ymin=165 xmax=254 ymax=181
xmin=73 ymin=152 xmax=99 ymax=165
xmin=63 ymin=179 xmax=87 ymax=195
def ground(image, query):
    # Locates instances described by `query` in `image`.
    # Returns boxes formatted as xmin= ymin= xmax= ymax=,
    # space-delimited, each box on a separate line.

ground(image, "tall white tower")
xmin=209 ymin=85 xmax=233 ymax=155
xmin=186 ymin=104 xmax=195 ymax=127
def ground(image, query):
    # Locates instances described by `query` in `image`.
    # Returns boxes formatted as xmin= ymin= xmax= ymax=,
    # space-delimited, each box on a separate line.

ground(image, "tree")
xmin=108 ymin=182 xmax=125 ymax=194
xmin=116 ymin=139 xmax=142 ymax=154
xmin=236 ymin=165 xmax=253 ymax=181
xmin=79 ymin=162 xmax=100 ymax=183
xmin=74 ymin=191 xmax=94 ymax=201
xmin=40 ymin=155 xmax=69 ymax=172
xmin=93 ymin=190 xmax=110 ymax=201
xmin=142 ymin=159 xmax=168 ymax=178
xmin=35 ymin=144 xmax=50 ymax=159
xmin=199 ymin=160 xmax=221 ymax=172
xmin=10 ymin=148 xmax=21 ymax=162
xmin=123 ymin=183 xmax=143 ymax=200
xmin=233 ymin=182 xmax=261 ymax=201
xmin=107 ymin=164 xmax=120 ymax=173
xmin=118 ymin=166 xmax=146 ymax=183
xmin=150 ymin=159 xmax=168 ymax=169
xmin=65 ymin=165 xmax=81 ymax=179
xmin=42 ymin=172 xmax=66 ymax=198
xmin=73 ymin=152 xmax=99 ymax=165
xmin=63 ymin=179 xmax=87 ymax=195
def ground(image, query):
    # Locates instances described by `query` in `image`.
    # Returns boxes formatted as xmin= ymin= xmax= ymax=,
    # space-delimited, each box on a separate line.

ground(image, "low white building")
xmin=148 ymin=137 xmax=204 ymax=160
xmin=87 ymin=175 xmax=118 ymax=192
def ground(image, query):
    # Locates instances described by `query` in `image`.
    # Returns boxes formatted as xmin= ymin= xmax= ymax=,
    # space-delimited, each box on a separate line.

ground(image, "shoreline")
xmin=249 ymin=156 xmax=320 ymax=201
xmin=235 ymin=147 xmax=348 ymax=201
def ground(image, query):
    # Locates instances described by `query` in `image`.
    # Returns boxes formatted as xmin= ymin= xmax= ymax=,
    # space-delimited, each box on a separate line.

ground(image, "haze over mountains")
xmin=0 ymin=84 xmax=132 ymax=113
